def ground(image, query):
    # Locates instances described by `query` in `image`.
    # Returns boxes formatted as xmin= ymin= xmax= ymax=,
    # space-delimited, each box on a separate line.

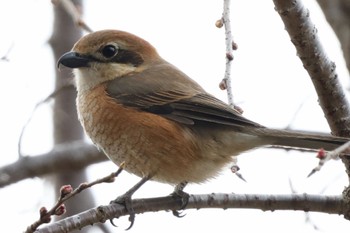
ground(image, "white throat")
xmin=73 ymin=63 xmax=137 ymax=93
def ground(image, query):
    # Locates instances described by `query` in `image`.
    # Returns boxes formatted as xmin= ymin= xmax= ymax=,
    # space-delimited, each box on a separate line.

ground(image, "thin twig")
xmin=18 ymin=84 xmax=73 ymax=157
xmin=284 ymin=98 xmax=308 ymax=131
xmin=52 ymin=0 xmax=93 ymax=33
xmin=220 ymin=0 xmax=235 ymax=107
xmin=230 ymin=156 xmax=247 ymax=182
xmin=0 ymin=41 xmax=14 ymax=62
xmin=218 ymin=0 xmax=245 ymax=180
xmin=308 ymin=141 xmax=350 ymax=177
xmin=25 ymin=166 xmax=124 ymax=233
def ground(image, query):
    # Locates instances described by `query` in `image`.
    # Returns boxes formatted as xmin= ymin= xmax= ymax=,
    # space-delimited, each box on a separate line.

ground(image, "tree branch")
xmin=272 ymin=0 xmax=350 ymax=137
xmin=0 ymin=141 xmax=106 ymax=188
xmin=221 ymin=0 xmax=235 ymax=107
xmin=52 ymin=0 xmax=93 ymax=33
xmin=307 ymin=141 xmax=350 ymax=177
xmin=34 ymin=193 xmax=346 ymax=233
xmin=272 ymin=0 xmax=350 ymax=215
xmin=25 ymin=167 xmax=123 ymax=233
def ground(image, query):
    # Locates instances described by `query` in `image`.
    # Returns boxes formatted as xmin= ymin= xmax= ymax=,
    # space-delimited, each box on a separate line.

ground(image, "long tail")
xmin=256 ymin=128 xmax=349 ymax=151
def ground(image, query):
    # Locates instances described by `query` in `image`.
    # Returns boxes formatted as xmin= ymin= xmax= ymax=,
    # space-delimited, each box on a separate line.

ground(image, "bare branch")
xmin=34 ymin=193 xmax=346 ymax=233
xmin=289 ymin=179 xmax=320 ymax=229
xmin=273 ymin=0 xmax=350 ymax=137
xmin=218 ymin=0 xmax=247 ymax=181
xmin=25 ymin=167 xmax=124 ymax=233
xmin=0 ymin=141 xmax=106 ymax=188
xmin=308 ymin=141 xmax=350 ymax=177
xmin=52 ymin=0 xmax=93 ymax=33
xmin=220 ymin=0 xmax=235 ymax=107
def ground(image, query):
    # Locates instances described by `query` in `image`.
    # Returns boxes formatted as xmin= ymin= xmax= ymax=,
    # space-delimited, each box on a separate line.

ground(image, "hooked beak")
xmin=57 ymin=51 xmax=92 ymax=69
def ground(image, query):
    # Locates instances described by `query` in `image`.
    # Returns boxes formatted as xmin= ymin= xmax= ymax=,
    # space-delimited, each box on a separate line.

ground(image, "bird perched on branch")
xmin=58 ymin=29 xmax=348 ymax=226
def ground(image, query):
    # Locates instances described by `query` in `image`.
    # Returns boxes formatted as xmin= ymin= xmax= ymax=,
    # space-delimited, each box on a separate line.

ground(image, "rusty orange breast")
xmin=76 ymin=84 xmax=205 ymax=184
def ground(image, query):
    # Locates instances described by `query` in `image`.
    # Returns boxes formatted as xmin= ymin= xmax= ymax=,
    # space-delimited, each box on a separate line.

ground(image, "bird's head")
xmin=57 ymin=29 xmax=160 ymax=92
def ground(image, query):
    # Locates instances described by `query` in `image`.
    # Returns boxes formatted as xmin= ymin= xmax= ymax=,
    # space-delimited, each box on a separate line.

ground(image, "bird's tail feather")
xmin=257 ymin=128 xmax=348 ymax=151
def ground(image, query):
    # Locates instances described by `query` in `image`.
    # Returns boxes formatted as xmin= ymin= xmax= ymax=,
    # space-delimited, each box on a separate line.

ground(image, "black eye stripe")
xmin=110 ymin=49 xmax=144 ymax=67
xmin=91 ymin=49 xmax=144 ymax=67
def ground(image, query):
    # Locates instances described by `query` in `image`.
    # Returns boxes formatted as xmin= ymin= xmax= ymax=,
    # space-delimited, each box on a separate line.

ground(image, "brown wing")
xmin=106 ymin=61 xmax=261 ymax=127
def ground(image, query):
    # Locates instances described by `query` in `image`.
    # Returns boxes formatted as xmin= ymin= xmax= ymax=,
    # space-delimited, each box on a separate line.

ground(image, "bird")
xmin=57 ymin=29 xmax=348 ymax=226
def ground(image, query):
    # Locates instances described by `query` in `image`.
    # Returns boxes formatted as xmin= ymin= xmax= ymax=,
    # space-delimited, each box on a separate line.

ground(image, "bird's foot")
xmin=110 ymin=193 xmax=135 ymax=230
xmin=109 ymin=176 xmax=150 ymax=230
xmin=171 ymin=181 xmax=189 ymax=217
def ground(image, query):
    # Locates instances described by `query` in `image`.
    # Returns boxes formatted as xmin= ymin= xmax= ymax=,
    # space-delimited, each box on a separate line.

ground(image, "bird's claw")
xmin=109 ymin=218 xmax=118 ymax=227
xmin=172 ymin=209 xmax=186 ymax=218
xmin=108 ymin=176 xmax=150 ymax=230
xmin=109 ymin=195 xmax=135 ymax=230
xmin=170 ymin=189 xmax=190 ymax=218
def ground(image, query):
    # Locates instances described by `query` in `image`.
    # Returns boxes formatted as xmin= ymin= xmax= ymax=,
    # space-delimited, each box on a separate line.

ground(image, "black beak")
xmin=57 ymin=51 xmax=92 ymax=69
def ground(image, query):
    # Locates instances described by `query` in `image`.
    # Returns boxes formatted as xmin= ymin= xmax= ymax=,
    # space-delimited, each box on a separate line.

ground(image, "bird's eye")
xmin=101 ymin=44 xmax=118 ymax=58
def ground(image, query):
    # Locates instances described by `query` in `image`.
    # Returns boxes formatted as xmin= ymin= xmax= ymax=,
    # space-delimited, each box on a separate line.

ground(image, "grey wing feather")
xmin=106 ymin=61 xmax=261 ymax=128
